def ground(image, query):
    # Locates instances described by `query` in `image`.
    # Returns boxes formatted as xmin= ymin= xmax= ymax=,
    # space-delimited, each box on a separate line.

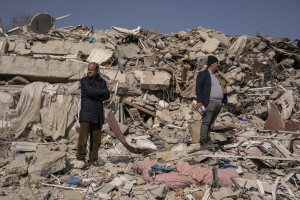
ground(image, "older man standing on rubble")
xmin=77 ymin=62 xmax=110 ymax=166
xmin=196 ymin=56 xmax=228 ymax=149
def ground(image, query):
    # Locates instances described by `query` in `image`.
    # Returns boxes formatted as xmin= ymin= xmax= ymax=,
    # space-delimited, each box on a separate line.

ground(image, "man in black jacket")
xmin=195 ymin=56 xmax=227 ymax=149
xmin=76 ymin=62 xmax=110 ymax=166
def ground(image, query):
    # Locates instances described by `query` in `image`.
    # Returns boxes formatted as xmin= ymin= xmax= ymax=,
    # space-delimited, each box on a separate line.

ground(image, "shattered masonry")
xmin=0 ymin=23 xmax=300 ymax=199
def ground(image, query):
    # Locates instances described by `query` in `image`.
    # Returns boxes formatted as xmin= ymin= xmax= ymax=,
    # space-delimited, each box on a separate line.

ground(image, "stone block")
xmin=135 ymin=70 xmax=171 ymax=90
xmin=5 ymin=154 xmax=29 ymax=175
xmin=28 ymin=151 xmax=67 ymax=177
xmin=0 ymin=56 xmax=87 ymax=82
xmin=0 ymin=174 xmax=19 ymax=187
xmin=87 ymin=48 xmax=113 ymax=65
xmin=131 ymin=184 xmax=168 ymax=199
xmin=201 ymin=38 xmax=220 ymax=53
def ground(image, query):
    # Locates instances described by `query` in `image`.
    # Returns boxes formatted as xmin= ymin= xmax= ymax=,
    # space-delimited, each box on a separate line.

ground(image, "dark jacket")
xmin=195 ymin=69 xmax=227 ymax=107
xmin=79 ymin=74 xmax=110 ymax=124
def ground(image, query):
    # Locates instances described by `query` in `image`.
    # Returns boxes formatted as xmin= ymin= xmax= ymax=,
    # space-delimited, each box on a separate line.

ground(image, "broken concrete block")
xmin=12 ymin=40 xmax=105 ymax=55
xmin=135 ymin=70 xmax=171 ymax=90
xmin=28 ymin=151 xmax=67 ymax=177
xmin=281 ymin=58 xmax=294 ymax=68
xmin=0 ymin=56 xmax=87 ymax=82
xmin=189 ymin=52 xmax=196 ymax=60
xmin=5 ymin=154 xmax=29 ymax=175
xmin=87 ymin=48 xmax=113 ymax=65
xmin=100 ymin=69 xmax=126 ymax=83
xmin=201 ymin=37 xmax=220 ymax=53
xmin=0 ymin=92 xmax=12 ymax=104
xmin=164 ymin=52 xmax=172 ymax=60
xmin=228 ymin=94 xmax=238 ymax=105
xmin=195 ymin=51 xmax=206 ymax=59
xmin=227 ymin=35 xmax=247 ymax=55
xmin=0 ymin=174 xmax=19 ymax=187
xmin=197 ymin=29 xmax=209 ymax=41
xmin=0 ymin=158 xmax=9 ymax=167
xmin=212 ymin=32 xmax=229 ymax=47
xmin=131 ymin=184 xmax=168 ymax=199
xmin=277 ymin=90 xmax=294 ymax=120
xmin=0 ymin=37 xmax=8 ymax=54
xmin=11 ymin=142 xmax=38 ymax=152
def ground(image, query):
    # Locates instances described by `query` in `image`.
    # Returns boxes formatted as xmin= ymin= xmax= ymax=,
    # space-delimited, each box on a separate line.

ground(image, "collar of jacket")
xmin=87 ymin=74 xmax=101 ymax=81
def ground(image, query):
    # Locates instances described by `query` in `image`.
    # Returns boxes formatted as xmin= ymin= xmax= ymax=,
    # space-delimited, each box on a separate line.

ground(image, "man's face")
xmin=87 ymin=63 xmax=98 ymax=78
xmin=210 ymin=62 xmax=220 ymax=72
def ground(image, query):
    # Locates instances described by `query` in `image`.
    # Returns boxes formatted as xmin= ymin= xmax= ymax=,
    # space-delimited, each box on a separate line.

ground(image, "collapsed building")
xmin=0 ymin=20 xmax=300 ymax=199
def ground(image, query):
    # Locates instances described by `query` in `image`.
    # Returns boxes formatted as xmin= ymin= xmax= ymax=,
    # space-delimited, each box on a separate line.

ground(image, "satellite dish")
xmin=30 ymin=13 xmax=55 ymax=34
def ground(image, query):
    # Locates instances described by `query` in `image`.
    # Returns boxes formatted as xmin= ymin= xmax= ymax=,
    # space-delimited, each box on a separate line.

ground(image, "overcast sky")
xmin=0 ymin=0 xmax=299 ymax=40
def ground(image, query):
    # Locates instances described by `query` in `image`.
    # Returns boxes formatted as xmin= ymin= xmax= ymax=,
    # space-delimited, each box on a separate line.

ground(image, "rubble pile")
xmin=0 ymin=23 xmax=300 ymax=199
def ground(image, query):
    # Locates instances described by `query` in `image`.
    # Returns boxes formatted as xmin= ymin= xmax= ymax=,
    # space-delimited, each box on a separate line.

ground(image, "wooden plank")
xmin=281 ymin=180 xmax=296 ymax=199
xmin=256 ymin=180 xmax=265 ymax=195
xmin=272 ymin=177 xmax=280 ymax=200
xmin=272 ymin=140 xmax=292 ymax=158
xmin=236 ymin=135 xmax=296 ymax=140
xmin=192 ymin=153 xmax=300 ymax=161
xmin=284 ymin=172 xmax=295 ymax=182
xmin=122 ymin=99 xmax=155 ymax=116
xmin=258 ymin=129 xmax=300 ymax=135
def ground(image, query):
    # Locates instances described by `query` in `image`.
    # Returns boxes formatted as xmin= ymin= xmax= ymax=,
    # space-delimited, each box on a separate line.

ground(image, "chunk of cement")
xmin=212 ymin=32 xmax=229 ymax=47
xmin=100 ymin=69 xmax=126 ymax=83
xmin=228 ymin=35 xmax=247 ymax=55
xmin=201 ymin=37 xmax=220 ymax=53
xmin=28 ymin=151 xmax=67 ymax=177
xmin=277 ymin=90 xmax=295 ymax=120
xmin=0 ymin=174 xmax=19 ymax=187
xmin=135 ymin=70 xmax=171 ymax=90
xmin=0 ymin=158 xmax=9 ymax=167
xmin=0 ymin=56 xmax=87 ymax=82
xmin=5 ymin=154 xmax=29 ymax=175
xmin=131 ymin=184 xmax=168 ymax=199
xmin=11 ymin=40 xmax=105 ymax=55
xmin=0 ymin=37 xmax=9 ymax=54
xmin=87 ymin=48 xmax=113 ymax=65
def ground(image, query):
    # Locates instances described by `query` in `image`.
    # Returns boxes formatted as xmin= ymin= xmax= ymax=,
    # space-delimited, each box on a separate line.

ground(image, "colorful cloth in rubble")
xmin=148 ymin=164 xmax=176 ymax=175
xmin=137 ymin=160 xmax=239 ymax=188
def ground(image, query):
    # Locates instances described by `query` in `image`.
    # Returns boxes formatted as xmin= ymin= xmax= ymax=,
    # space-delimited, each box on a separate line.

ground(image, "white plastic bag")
xmin=136 ymin=139 xmax=157 ymax=150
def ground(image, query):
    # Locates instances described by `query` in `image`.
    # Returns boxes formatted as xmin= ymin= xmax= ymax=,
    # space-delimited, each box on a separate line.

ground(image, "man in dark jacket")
xmin=76 ymin=62 xmax=110 ymax=166
xmin=195 ymin=56 xmax=227 ymax=149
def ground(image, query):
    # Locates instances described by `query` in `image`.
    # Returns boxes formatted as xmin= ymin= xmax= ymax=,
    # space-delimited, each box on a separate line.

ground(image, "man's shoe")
xmin=88 ymin=161 xmax=105 ymax=167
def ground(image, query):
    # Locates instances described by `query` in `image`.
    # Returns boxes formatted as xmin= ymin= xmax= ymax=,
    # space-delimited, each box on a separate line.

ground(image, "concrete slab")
xmin=87 ymin=48 xmax=113 ymax=65
xmin=5 ymin=154 xmax=29 ymax=175
xmin=0 ymin=56 xmax=87 ymax=82
xmin=201 ymin=38 xmax=220 ymax=53
xmin=28 ymin=151 xmax=67 ymax=177
xmin=11 ymin=40 xmax=106 ymax=55
xmin=134 ymin=70 xmax=171 ymax=90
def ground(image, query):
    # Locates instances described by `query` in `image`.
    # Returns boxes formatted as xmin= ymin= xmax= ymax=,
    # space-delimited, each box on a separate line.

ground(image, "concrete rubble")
xmin=0 ymin=22 xmax=300 ymax=200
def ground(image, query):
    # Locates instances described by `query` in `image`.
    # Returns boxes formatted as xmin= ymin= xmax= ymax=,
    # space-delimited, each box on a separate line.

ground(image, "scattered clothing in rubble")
xmin=136 ymin=160 xmax=239 ymax=188
xmin=11 ymin=82 xmax=45 ymax=138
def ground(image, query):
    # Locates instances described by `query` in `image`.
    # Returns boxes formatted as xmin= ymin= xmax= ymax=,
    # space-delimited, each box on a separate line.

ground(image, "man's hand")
xmin=196 ymin=102 xmax=203 ymax=110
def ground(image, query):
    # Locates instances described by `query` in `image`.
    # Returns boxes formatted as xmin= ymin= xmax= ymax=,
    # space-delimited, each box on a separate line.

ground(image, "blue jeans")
xmin=200 ymin=100 xmax=222 ymax=143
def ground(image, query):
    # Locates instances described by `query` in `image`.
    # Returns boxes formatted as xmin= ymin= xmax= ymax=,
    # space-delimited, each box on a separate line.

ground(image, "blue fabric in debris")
xmin=148 ymin=164 xmax=176 ymax=175
xmin=65 ymin=176 xmax=82 ymax=186
xmin=14 ymin=153 xmax=23 ymax=157
xmin=219 ymin=164 xmax=238 ymax=169
xmin=88 ymin=37 xmax=96 ymax=43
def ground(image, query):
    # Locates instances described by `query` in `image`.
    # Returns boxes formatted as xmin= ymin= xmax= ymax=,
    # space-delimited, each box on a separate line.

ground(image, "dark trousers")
xmin=200 ymin=100 xmax=222 ymax=143
xmin=76 ymin=122 xmax=102 ymax=163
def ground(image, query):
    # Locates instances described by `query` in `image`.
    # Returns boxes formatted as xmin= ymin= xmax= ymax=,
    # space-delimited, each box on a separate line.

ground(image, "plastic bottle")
xmin=192 ymin=101 xmax=206 ymax=114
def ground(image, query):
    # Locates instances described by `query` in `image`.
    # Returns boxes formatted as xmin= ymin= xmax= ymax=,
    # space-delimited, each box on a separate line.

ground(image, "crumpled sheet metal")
xmin=264 ymin=102 xmax=283 ymax=131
